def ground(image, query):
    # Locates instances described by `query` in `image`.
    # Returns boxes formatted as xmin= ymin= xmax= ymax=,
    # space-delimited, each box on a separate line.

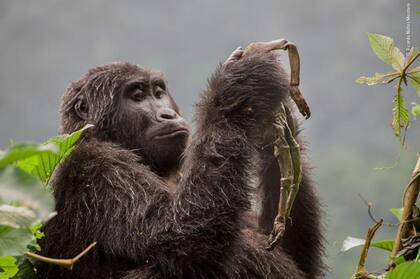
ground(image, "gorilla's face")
xmin=117 ymin=70 xmax=190 ymax=174
xmin=63 ymin=63 xmax=190 ymax=176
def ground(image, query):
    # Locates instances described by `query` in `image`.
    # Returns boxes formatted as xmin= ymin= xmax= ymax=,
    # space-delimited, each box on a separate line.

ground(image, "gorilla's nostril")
xmin=161 ymin=113 xmax=174 ymax=119
xmin=157 ymin=108 xmax=177 ymax=121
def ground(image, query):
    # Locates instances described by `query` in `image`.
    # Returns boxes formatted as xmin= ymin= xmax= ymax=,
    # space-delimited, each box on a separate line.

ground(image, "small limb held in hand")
xmin=25 ymin=241 xmax=97 ymax=270
xmin=267 ymin=104 xmax=302 ymax=250
xmin=283 ymin=105 xmax=302 ymax=218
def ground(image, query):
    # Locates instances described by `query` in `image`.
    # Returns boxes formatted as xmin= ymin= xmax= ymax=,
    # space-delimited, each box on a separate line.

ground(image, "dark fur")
xmin=38 ymin=52 xmax=324 ymax=278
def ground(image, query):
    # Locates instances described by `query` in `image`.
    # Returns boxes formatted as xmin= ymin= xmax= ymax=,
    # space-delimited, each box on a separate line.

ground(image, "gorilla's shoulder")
xmin=68 ymin=139 xmax=141 ymax=167
xmin=52 ymin=138 xmax=146 ymax=188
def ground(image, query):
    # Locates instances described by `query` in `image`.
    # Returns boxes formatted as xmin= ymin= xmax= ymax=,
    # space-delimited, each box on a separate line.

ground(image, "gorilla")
xmin=37 ymin=44 xmax=324 ymax=279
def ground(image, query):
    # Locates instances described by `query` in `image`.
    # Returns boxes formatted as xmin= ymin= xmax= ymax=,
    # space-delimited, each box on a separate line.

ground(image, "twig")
xmin=358 ymin=193 xmax=420 ymax=226
xmin=351 ymin=220 xmax=383 ymax=279
xmin=390 ymin=156 xmax=420 ymax=260
xmin=25 ymin=241 xmax=97 ymax=270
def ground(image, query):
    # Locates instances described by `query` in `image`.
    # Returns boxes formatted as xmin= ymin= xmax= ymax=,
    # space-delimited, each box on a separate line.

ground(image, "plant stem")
xmin=351 ymin=220 xmax=383 ymax=279
xmin=390 ymin=156 xmax=420 ymax=260
xmin=24 ymin=241 xmax=97 ymax=270
xmin=405 ymin=52 xmax=420 ymax=71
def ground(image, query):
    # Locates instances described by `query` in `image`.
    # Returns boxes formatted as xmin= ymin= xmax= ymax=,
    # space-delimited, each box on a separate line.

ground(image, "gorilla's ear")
xmin=74 ymin=96 xmax=88 ymax=120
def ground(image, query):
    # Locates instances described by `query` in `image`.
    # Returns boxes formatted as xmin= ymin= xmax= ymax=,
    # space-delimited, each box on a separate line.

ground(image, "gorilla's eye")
xmin=154 ymin=86 xmax=166 ymax=99
xmin=130 ymin=88 xmax=146 ymax=102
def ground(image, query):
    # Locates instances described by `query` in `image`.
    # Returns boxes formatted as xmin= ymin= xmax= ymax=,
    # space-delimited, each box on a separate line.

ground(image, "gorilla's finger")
xmin=223 ymin=46 xmax=244 ymax=65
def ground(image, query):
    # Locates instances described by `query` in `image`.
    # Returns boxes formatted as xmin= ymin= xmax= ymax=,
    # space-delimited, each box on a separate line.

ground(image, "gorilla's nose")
xmin=156 ymin=108 xmax=178 ymax=121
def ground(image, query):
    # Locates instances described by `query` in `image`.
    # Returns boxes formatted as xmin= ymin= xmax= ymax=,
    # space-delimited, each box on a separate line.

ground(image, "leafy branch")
xmin=0 ymin=125 xmax=93 ymax=278
xmin=356 ymin=33 xmax=420 ymax=142
xmin=343 ymin=33 xmax=420 ymax=279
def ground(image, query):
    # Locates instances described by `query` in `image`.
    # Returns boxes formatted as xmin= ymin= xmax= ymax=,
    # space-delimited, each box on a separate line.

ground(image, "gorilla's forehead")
xmin=90 ymin=62 xmax=165 ymax=80
xmin=117 ymin=64 xmax=167 ymax=86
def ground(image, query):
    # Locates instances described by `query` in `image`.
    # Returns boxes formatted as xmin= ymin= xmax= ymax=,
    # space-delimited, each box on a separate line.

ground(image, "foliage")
xmin=0 ymin=126 xmax=90 ymax=278
xmin=386 ymin=262 xmax=420 ymax=279
xmin=0 ymin=257 xmax=18 ymax=279
xmin=345 ymin=33 xmax=420 ymax=279
xmin=356 ymin=33 xmax=419 ymax=141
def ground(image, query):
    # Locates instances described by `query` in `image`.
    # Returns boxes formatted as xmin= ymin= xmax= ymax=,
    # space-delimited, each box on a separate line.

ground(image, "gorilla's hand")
xmin=240 ymin=39 xmax=310 ymax=119
xmin=202 ymin=50 xmax=289 ymax=135
xmin=223 ymin=46 xmax=244 ymax=66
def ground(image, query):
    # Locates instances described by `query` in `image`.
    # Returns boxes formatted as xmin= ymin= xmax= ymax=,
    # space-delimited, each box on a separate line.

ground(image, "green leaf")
xmin=356 ymin=72 xmax=400 ymax=85
xmin=386 ymin=262 xmax=420 ymax=279
xmin=390 ymin=208 xmax=404 ymax=221
xmin=0 ymin=206 xmax=36 ymax=229
xmin=0 ymin=226 xmax=34 ymax=257
xmin=367 ymin=33 xmax=396 ymax=65
xmin=393 ymin=255 xmax=406 ymax=266
xmin=371 ymin=239 xmax=394 ymax=251
xmin=17 ymin=124 xmax=92 ymax=184
xmin=408 ymin=67 xmax=420 ymax=96
xmin=412 ymin=104 xmax=420 ymax=119
xmin=0 ymin=256 xmax=18 ymax=279
xmin=30 ymin=222 xmax=44 ymax=240
xmin=12 ymin=257 xmax=36 ymax=279
xmin=392 ymin=90 xmax=409 ymax=138
xmin=0 ymin=144 xmax=57 ymax=169
xmin=391 ymin=47 xmax=405 ymax=72
xmin=0 ymin=167 xmax=53 ymax=220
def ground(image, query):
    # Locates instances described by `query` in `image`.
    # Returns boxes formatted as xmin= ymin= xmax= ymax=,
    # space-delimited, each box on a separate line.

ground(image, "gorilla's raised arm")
xmin=166 ymin=52 xmax=290 ymax=252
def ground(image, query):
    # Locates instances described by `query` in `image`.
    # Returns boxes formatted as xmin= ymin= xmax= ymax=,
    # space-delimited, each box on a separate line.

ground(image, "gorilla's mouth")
xmin=154 ymin=128 xmax=189 ymax=139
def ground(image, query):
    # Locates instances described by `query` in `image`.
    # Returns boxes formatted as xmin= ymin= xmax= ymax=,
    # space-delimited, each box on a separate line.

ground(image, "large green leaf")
xmin=0 ymin=256 xmax=18 ymax=279
xmin=392 ymin=90 xmax=409 ymax=138
xmin=0 ymin=167 xmax=53 ymax=220
xmin=386 ymin=262 xmax=420 ymax=279
xmin=0 ymin=226 xmax=34 ymax=257
xmin=17 ymin=125 xmax=92 ymax=184
xmin=0 ymin=144 xmax=57 ymax=169
xmin=0 ymin=206 xmax=36 ymax=230
xmin=367 ymin=33 xmax=396 ymax=65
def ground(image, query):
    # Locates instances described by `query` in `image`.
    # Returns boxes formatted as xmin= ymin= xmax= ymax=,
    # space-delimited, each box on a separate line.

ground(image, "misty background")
xmin=0 ymin=1 xmax=419 ymax=278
